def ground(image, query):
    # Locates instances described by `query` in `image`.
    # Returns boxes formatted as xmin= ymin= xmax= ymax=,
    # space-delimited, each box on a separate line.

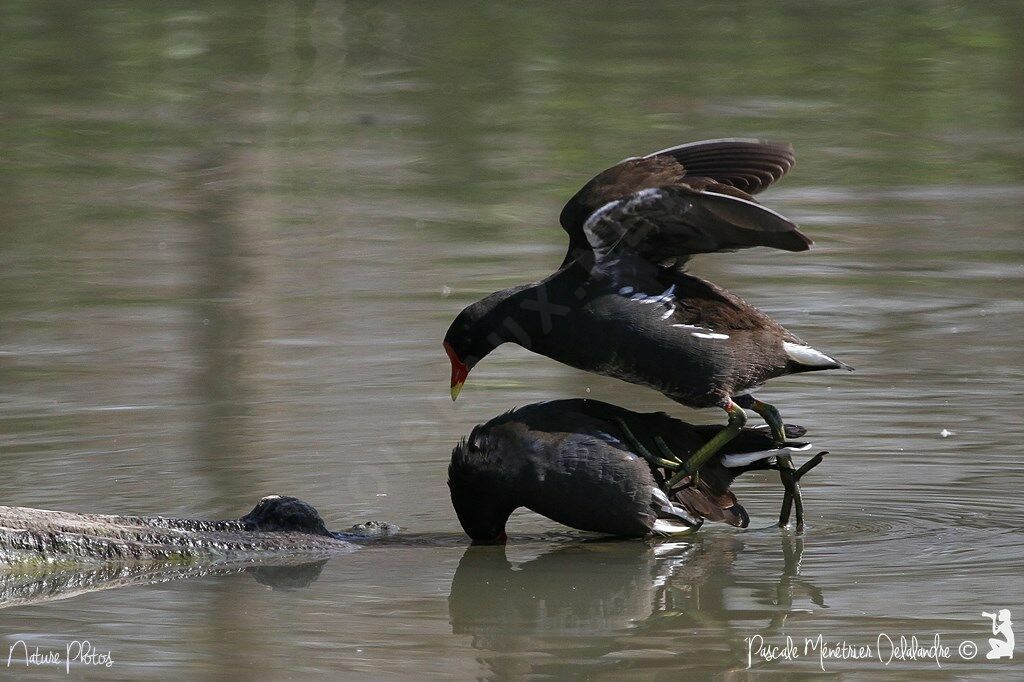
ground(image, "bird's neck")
xmin=473 ymin=284 xmax=549 ymax=352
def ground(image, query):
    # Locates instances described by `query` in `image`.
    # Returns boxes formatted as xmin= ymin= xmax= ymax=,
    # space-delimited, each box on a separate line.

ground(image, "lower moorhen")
xmin=448 ymin=399 xmax=824 ymax=542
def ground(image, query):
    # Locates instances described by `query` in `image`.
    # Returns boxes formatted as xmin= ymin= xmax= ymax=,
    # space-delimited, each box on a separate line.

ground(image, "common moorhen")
xmin=448 ymin=399 xmax=824 ymax=542
xmin=444 ymin=138 xmax=850 ymax=487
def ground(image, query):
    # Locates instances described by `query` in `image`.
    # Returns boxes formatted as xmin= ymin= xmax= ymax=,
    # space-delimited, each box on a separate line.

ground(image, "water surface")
xmin=1 ymin=1 xmax=1023 ymax=677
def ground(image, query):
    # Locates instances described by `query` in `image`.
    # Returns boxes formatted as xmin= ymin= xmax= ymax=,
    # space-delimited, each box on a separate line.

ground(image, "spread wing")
xmin=581 ymin=185 xmax=809 ymax=272
xmin=558 ymin=138 xmax=801 ymax=266
xmin=642 ymin=138 xmax=795 ymax=196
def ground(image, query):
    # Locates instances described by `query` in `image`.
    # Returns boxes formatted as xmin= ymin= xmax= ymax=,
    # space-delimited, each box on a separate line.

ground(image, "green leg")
xmin=611 ymin=417 xmax=681 ymax=471
xmin=653 ymin=436 xmax=681 ymax=466
xmin=796 ymin=452 xmax=827 ymax=478
xmin=750 ymin=399 xmax=786 ymax=445
xmin=739 ymin=397 xmax=801 ymax=527
xmin=777 ymin=454 xmax=799 ymax=528
xmin=778 ymin=452 xmax=828 ymax=529
xmin=666 ymin=401 xmax=747 ymax=489
xmin=732 ymin=451 xmax=826 ymax=529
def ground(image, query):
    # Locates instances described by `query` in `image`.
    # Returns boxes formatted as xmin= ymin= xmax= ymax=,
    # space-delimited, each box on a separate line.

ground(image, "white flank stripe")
xmin=673 ymin=323 xmax=729 ymax=340
xmin=783 ymin=341 xmax=837 ymax=367
xmin=721 ymin=443 xmax=813 ymax=469
xmin=720 ymin=451 xmax=777 ymax=468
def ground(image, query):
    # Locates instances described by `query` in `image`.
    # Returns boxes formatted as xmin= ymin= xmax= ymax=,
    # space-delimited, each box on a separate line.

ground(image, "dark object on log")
xmin=0 ymin=495 xmax=398 ymax=568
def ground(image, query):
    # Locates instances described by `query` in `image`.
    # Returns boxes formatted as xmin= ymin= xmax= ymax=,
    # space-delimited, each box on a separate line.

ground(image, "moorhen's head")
xmin=443 ymin=294 xmax=514 ymax=400
xmin=448 ymin=435 xmax=518 ymax=543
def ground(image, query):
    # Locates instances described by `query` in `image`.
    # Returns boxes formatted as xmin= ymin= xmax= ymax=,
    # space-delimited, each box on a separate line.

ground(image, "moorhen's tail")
xmin=671 ymin=488 xmax=750 ymax=528
xmin=649 ymin=487 xmax=703 ymax=535
xmin=783 ymin=341 xmax=854 ymax=373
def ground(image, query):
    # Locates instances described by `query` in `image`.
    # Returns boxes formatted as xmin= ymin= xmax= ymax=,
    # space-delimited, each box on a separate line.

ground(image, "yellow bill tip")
xmin=450 ymin=382 xmax=464 ymax=401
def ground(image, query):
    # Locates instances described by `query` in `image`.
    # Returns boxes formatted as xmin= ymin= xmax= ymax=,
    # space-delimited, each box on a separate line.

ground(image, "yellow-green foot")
xmin=778 ymin=451 xmax=827 ymax=529
xmin=734 ymin=394 xmax=786 ymax=444
xmin=611 ymin=417 xmax=681 ymax=471
xmin=665 ymin=400 xmax=747 ymax=489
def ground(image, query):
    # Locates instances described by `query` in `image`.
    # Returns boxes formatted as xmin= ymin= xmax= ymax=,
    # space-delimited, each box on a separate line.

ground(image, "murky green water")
xmin=2 ymin=1 xmax=1023 ymax=677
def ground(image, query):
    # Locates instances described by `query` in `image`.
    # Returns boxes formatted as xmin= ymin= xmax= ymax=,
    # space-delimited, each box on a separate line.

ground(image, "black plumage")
xmin=444 ymin=138 xmax=850 ymax=475
xmin=448 ymin=399 xmax=816 ymax=541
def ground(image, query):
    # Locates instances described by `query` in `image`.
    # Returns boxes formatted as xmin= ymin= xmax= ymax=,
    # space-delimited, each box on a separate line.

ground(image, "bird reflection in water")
xmin=448 ymin=532 xmax=824 ymax=676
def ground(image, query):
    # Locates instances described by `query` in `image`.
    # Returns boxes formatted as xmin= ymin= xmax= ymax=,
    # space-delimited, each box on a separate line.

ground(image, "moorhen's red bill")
xmin=443 ymin=138 xmax=851 ymax=477
xmin=448 ymin=399 xmax=820 ymax=542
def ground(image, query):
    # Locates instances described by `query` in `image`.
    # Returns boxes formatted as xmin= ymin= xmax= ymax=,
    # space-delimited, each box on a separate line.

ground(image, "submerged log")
xmin=0 ymin=495 xmax=398 ymax=569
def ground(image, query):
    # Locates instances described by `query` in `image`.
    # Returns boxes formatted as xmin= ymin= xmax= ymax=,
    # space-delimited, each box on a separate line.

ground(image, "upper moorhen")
xmin=444 ymin=138 xmax=850 ymax=483
xmin=448 ymin=399 xmax=823 ymax=542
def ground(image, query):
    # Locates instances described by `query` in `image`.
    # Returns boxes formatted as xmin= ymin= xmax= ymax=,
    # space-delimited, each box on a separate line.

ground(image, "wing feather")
xmin=645 ymin=138 xmax=795 ymax=195
xmin=582 ymin=185 xmax=810 ymax=269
